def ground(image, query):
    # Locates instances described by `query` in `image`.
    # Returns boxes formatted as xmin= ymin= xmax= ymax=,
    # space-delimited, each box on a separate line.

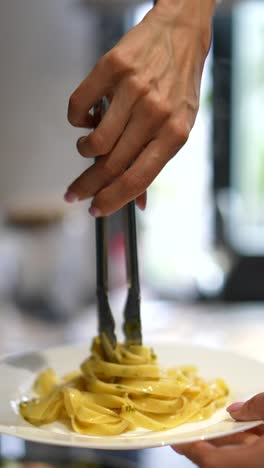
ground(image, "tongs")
xmin=93 ymin=99 xmax=142 ymax=361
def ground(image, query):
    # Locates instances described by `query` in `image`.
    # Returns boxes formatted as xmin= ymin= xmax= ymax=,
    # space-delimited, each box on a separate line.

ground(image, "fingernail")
xmin=89 ymin=206 xmax=102 ymax=217
xmin=64 ymin=190 xmax=79 ymax=203
xmin=227 ymin=402 xmax=244 ymax=413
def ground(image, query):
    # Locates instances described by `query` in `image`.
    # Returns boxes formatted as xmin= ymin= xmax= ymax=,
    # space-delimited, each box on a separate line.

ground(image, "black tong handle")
xmin=93 ymin=99 xmax=142 ymax=351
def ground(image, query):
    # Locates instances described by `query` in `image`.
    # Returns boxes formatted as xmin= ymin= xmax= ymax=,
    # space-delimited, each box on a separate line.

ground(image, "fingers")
xmin=66 ymin=100 xmax=168 ymax=205
xmin=249 ymin=425 xmax=264 ymax=437
xmin=66 ymin=125 xmax=153 ymax=203
xmin=65 ymin=138 xmax=157 ymax=212
xmin=68 ymin=44 xmax=143 ymax=129
xmin=65 ymin=115 xmax=187 ymax=215
xmin=76 ymin=77 xmax=149 ymax=157
xmin=88 ymin=118 xmax=188 ymax=215
xmin=68 ymin=55 xmax=115 ymax=128
xmin=72 ymin=113 xmax=95 ymax=129
xmin=208 ymin=432 xmax=259 ymax=448
xmin=227 ymin=393 xmax=264 ymax=421
xmin=89 ymin=138 xmax=170 ymax=216
xmin=172 ymin=440 xmax=264 ymax=468
xmin=68 ymin=70 xmax=108 ymax=128
xmin=136 ymin=192 xmax=147 ymax=211
xmin=172 ymin=441 xmax=215 ymax=466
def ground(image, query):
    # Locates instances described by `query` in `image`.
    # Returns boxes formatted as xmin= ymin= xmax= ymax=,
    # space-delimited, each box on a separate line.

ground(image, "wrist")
xmin=150 ymin=0 xmax=216 ymax=26
xmin=154 ymin=0 xmax=217 ymax=10
xmin=143 ymin=0 xmax=215 ymax=60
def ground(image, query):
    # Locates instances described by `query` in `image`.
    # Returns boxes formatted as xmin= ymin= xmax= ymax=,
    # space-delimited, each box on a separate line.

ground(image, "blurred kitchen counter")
xmin=0 ymin=297 xmax=263 ymax=363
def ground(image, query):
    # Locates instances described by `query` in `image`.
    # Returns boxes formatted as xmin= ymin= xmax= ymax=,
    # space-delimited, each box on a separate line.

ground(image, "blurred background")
xmin=0 ymin=0 xmax=264 ymax=467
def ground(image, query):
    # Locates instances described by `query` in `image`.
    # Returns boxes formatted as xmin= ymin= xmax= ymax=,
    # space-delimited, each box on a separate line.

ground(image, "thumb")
xmin=227 ymin=393 xmax=264 ymax=421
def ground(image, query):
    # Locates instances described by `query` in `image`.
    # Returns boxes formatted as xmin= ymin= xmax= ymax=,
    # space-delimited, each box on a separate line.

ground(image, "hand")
xmin=65 ymin=0 xmax=215 ymax=216
xmin=172 ymin=393 xmax=264 ymax=468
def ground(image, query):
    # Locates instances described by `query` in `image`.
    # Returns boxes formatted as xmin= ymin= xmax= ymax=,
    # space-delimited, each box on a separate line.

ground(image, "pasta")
xmin=19 ymin=337 xmax=229 ymax=435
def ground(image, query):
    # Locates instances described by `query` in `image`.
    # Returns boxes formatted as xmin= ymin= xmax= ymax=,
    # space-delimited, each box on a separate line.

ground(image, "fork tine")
xmin=123 ymin=201 xmax=142 ymax=345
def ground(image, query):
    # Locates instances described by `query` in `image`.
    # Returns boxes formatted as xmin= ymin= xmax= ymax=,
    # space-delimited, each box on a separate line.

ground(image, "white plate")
xmin=0 ymin=343 xmax=263 ymax=450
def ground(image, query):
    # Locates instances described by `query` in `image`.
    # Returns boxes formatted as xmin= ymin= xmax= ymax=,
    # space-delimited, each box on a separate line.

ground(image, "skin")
xmin=172 ymin=393 xmax=264 ymax=468
xmin=65 ymin=0 xmax=216 ymax=216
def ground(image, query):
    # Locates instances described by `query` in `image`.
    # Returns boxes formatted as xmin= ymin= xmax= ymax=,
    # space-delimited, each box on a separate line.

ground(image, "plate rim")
xmin=0 ymin=420 xmax=262 ymax=450
xmin=0 ymin=341 xmax=263 ymax=450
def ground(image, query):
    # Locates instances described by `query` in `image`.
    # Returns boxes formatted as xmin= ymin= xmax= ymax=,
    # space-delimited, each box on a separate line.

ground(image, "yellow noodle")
xmin=20 ymin=337 xmax=229 ymax=435
xmin=33 ymin=368 xmax=59 ymax=397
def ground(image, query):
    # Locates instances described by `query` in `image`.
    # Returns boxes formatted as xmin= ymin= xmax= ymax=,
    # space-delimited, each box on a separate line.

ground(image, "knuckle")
xmin=68 ymin=93 xmax=82 ymax=126
xmin=105 ymin=48 xmax=132 ymax=73
xmin=167 ymin=119 xmax=190 ymax=147
xmin=158 ymin=102 xmax=172 ymax=120
xmin=144 ymin=94 xmax=171 ymax=120
xmin=127 ymin=75 xmax=150 ymax=97
xmin=88 ymin=131 xmax=108 ymax=155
